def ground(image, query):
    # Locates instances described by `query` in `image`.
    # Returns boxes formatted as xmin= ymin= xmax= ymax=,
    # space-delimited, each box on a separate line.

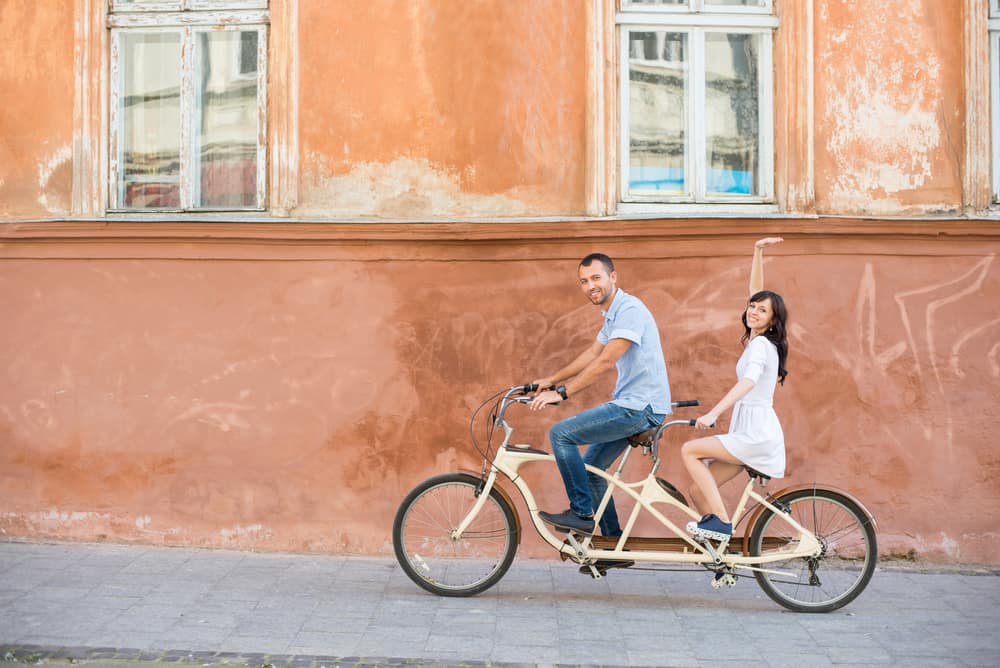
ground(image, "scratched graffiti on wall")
xmin=1 ymin=255 xmax=998 ymax=558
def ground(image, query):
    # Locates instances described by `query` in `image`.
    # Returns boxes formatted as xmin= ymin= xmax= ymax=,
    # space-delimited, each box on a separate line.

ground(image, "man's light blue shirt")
xmin=596 ymin=289 xmax=672 ymax=415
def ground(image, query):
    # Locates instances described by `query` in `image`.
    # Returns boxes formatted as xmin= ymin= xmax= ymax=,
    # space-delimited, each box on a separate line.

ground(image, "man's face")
xmin=578 ymin=261 xmax=617 ymax=306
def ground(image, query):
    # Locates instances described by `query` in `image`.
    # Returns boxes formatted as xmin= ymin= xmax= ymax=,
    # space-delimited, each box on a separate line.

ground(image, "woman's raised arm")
xmin=749 ymin=237 xmax=783 ymax=296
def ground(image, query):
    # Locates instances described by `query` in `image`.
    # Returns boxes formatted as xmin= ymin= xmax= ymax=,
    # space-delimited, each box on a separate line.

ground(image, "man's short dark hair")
xmin=579 ymin=253 xmax=614 ymax=274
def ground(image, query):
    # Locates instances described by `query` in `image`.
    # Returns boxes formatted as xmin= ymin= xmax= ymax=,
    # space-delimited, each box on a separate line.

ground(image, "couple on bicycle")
xmin=528 ymin=238 xmax=789 ymax=548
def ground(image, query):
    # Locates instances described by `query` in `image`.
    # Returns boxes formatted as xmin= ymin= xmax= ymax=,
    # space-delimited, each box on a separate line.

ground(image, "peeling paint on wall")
xmin=37 ymin=144 xmax=73 ymax=214
xmin=298 ymin=155 xmax=531 ymax=218
xmin=816 ymin=0 xmax=961 ymax=214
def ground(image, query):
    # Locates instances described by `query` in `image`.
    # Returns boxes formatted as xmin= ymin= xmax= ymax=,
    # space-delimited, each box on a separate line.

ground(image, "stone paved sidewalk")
xmin=2 ymin=540 xmax=999 ymax=667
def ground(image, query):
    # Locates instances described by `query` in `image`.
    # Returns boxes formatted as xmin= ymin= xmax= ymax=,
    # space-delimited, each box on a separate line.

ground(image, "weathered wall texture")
xmin=0 ymin=0 xmax=76 ymax=218
xmin=296 ymin=1 xmax=587 ymax=218
xmin=1 ymin=1 xmax=999 ymax=566
xmin=2 ymin=234 xmax=999 ymax=563
xmin=814 ymin=0 xmax=965 ymax=214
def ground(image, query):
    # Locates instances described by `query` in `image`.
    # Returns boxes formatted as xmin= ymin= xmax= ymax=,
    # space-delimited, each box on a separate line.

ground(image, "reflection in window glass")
xmin=704 ymin=32 xmax=759 ymax=196
xmin=628 ymin=31 xmax=687 ymax=196
xmin=194 ymin=30 xmax=260 ymax=208
xmin=120 ymin=32 xmax=182 ymax=209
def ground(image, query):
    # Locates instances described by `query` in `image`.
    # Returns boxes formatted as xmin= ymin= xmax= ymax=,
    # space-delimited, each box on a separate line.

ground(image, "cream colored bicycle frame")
xmin=453 ymin=414 xmax=822 ymax=579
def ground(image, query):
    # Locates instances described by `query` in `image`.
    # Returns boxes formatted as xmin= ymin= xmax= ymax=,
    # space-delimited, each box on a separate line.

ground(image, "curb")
xmin=0 ymin=646 xmax=532 ymax=668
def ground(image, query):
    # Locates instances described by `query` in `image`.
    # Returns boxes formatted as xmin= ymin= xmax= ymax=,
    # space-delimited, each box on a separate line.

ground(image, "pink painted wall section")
xmin=2 ymin=241 xmax=999 ymax=563
xmin=295 ymin=1 xmax=588 ymax=218
xmin=814 ymin=0 xmax=965 ymax=215
xmin=0 ymin=0 xmax=76 ymax=218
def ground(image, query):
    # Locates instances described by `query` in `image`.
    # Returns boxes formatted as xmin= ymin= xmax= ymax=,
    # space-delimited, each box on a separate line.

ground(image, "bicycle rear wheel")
xmin=749 ymin=487 xmax=877 ymax=613
xmin=393 ymin=473 xmax=519 ymax=596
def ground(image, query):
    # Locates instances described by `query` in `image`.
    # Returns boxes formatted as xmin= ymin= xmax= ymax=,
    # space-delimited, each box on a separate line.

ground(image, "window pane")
xmin=627 ymin=0 xmax=687 ymax=5
xmin=194 ymin=29 xmax=261 ymax=208
xmin=704 ymin=32 xmax=759 ymax=196
xmin=120 ymin=32 xmax=182 ymax=209
xmin=628 ymin=31 xmax=687 ymax=197
xmin=112 ymin=0 xmax=182 ymax=10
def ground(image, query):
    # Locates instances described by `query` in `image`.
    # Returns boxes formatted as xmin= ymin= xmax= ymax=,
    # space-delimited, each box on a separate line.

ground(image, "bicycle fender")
xmin=741 ymin=483 xmax=878 ymax=556
xmin=458 ymin=468 xmax=523 ymax=545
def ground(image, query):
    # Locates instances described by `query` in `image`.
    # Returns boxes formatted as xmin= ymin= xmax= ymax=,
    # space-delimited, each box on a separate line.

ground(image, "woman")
xmin=681 ymin=237 xmax=789 ymax=541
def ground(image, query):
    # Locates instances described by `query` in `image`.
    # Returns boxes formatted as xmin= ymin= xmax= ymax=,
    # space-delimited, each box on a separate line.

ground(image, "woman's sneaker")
xmin=686 ymin=514 xmax=733 ymax=541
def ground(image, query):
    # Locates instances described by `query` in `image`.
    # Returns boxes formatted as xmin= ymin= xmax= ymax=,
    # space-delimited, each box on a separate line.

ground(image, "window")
xmin=991 ymin=1 xmax=1000 ymax=203
xmin=617 ymin=0 xmax=777 ymax=208
xmin=108 ymin=1 xmax=268 ymax=211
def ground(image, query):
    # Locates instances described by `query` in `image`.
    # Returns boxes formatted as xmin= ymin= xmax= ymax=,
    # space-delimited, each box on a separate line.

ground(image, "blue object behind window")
xmin=629 ymin=167 xmax=752 ymax=195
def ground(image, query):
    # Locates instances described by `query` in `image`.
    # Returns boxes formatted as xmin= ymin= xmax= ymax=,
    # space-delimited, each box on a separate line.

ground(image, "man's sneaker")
xmin=686 ymin=514 xmax=733 ymax=541
xmin=538 ymin=509 xmax=595 ymax=534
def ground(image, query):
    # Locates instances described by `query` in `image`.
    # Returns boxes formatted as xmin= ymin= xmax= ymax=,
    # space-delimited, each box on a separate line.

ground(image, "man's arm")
xmin=529 ymin=338 xmax=631 ymax=410
xmin=532 ymin=340 xmax=604 ymax=389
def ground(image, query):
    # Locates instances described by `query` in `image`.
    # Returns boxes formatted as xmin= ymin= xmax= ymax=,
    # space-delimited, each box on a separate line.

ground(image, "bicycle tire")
xmin=393 ymin=472 xmax=519 ymax=597
xmin=748 ymin=487 xmax=877 ymax=613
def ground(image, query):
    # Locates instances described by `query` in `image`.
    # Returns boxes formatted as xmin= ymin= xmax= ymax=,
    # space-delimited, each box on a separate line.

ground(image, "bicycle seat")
xmin=626 ymin=425 xmax=661 ymax=449
xmin=744 ymin=466 xmax=771 ymax=483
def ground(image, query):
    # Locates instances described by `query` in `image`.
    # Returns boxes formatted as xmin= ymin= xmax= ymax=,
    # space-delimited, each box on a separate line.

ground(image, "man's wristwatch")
xmin=556 ymin=385 xmax=569 ymax=400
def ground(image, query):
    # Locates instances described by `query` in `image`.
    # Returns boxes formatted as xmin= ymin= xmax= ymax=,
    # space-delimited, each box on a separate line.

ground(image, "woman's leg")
xmin=687 ymin=460 xmax=745 ymax=517
xmin=681 ymin=436 xmax=743 ymax=522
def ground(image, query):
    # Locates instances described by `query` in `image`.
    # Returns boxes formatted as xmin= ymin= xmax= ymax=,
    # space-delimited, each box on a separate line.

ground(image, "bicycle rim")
xmin=750 ymin=488 xmax=877 ymax=612
xmin=393 ymin=474 xmax=518 ymax=596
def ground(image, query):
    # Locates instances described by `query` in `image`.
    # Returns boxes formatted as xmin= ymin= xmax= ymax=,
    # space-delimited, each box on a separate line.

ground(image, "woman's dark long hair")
xmin=741 ymin=290 xmax=789 ymax=385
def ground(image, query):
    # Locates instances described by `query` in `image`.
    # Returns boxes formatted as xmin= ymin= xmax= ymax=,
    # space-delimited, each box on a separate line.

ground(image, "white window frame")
xmin=991 ymin=1 xmax=1000 ymax=203
xmin=617 ymin=0 xmax=778 ymax=214
xmin=108 ymin=5 xmax=268 ymax=212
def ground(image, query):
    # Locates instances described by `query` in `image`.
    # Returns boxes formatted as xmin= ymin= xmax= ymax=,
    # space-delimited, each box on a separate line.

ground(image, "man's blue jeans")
xmin=548 ymin=402 xmax=664 ymax=536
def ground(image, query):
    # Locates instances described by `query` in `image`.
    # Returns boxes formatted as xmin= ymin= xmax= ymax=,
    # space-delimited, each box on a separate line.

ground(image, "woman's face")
xmin=746 ymin=297 xmax=775 ymax=334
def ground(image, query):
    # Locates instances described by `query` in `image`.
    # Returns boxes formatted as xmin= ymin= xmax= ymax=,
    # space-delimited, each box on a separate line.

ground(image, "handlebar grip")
xmin=523 ymin=383 xmax=539 ymax=393
xmin=688 ymin=419 xmax=716 ymax=428
xmin=673 ymin=400 xmax=699 ymax=407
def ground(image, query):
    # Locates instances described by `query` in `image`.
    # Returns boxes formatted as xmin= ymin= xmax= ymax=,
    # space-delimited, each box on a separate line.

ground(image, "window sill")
xmin=616 ymin=202 xmax=784 ymax=217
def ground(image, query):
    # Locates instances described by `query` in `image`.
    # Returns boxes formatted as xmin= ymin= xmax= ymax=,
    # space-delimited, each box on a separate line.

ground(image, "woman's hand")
xmin=755 ymin=237 xmax=784 ymax=249
xmin=695 ymin=413 xmax=719 ymax=430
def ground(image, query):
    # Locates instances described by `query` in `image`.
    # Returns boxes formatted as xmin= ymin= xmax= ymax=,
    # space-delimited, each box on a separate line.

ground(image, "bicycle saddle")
xmin=626 ymin=425 xmax=661 ymax=449
xmin=743 ymin=466 xmax=771 ymax=483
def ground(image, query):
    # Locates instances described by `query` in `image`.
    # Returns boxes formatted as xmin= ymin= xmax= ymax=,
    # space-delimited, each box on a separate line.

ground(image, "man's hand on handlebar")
xmin=528 ymin=378 xmax=554 ymax=395
xmin=529 ymin=389 xmax=562 ymax=411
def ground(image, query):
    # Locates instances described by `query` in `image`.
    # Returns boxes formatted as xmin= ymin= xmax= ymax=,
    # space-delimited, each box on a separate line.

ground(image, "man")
xmin=529 ymin=253 xmax=672 ymax=537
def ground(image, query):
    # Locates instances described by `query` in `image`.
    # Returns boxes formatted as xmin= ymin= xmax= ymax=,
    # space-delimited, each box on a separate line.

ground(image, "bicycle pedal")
xmin=711 ymin=572 xmax=737 ymax=589
xmin=578 ymin=559 xmax=634 ymax=577
xmin=580 ymin=565 xmax=608 ymax=578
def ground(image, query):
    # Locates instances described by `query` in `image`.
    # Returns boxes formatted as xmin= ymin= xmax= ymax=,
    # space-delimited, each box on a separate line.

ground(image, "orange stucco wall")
xmin=296 ymin=1 xmax=587 ymax=217
xmin=0 ymin=0 xmax=75 ymax=218
xmin=1 ymin=1 xmax=999 ymax=565
xmin=2 ymin=231 xmax=999 ymax=563
xmin=813 ymin=0 xmax=966 ymax=215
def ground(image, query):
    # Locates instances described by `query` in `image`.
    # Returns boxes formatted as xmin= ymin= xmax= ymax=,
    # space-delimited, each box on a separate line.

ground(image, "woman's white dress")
xmin=717 ymin=335 xmax=786 ymax=478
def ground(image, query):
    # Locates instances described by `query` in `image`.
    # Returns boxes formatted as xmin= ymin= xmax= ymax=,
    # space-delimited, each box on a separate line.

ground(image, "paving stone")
xmin=1 ymin=543 xmax=999 ymax=666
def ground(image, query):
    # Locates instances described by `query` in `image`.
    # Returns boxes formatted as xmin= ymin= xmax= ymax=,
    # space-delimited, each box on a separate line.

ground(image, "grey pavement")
xmin=1 ymin=540 xmax=999 ymax=667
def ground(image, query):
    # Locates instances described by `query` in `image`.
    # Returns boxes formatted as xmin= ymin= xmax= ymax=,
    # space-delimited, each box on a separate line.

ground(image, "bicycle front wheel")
xmin=749 ymin=487 xmax=877 ymax=613
xmin=393 ymin=473 xmax=519 ymax=597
